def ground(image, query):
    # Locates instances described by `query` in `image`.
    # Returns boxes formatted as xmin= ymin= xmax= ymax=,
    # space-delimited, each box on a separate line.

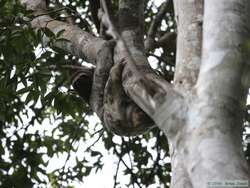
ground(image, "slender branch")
xmin=148 ymin=132 xmax=162 ymax=179
xmin=89 ymin=0 xmax=101 ymax=32
xmin=113 ymin=158 xmax=121 ymax=188
xmin=113 ymin=146 xmax=142 ymax=188
xmin=85 ymin=130 xmax=104 ymax=151
xmin=125 ymin=138 xmax=134 ymax=169
xmin=90 ymin=128 xmax=104 ymax=137
xmin=31 ymin=7 xmax=68 ymax=18
xmin=148 ymin=53 xmax=167 ymax=63
xmin=148 ymin=1 xmax=169 ymax=38
xmin=158 ymin=31 xmax=176 ymax=46
xmin=145 ymin=32 xmax=177 ymax=52
xmin=145 ymin=1 xmax=169 ymax=52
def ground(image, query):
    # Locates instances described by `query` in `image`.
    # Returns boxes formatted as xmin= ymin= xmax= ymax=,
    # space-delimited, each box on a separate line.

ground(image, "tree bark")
xmin=20 ymin=0 xmax=250 ymax=187
xmin=185 ymin=0 xmax=250 ymax=187
xmin=173 ymin=0 xmax=203 ymax=92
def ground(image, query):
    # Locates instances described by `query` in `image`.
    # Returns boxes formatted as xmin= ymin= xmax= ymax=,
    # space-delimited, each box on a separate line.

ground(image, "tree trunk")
xmin=20 ymin=0 xmax=250 ymax=187
xmin=186 ymin=0 xmax=250 ymax=186
xmin=165 ymin=0 xmax=250 ymax=187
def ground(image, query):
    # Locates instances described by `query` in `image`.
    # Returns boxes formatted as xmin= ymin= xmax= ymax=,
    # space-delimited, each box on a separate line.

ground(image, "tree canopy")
xmin=0 ymin=0 xmax=250 ymax=187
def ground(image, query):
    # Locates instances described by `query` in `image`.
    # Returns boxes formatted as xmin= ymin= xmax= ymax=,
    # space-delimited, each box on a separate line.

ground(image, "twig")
xmin=148 ymin=53 xmax=167 ymax=63
xmin=126 ymin=138 xmax=134 ymax=169
xmin=113 ymin=158 xmax=121 ymax=188
xmin=31 ymin=7 xmax=68 ymax=19
xmin=145 ymin=1 xmax=169 ymax=52
xmin=85 ymin=130 xmax=104 ymax=151
xmin=113 ymin=146 xmax=142 ymax=188
xmin=90 ymin=128 xmax=104 ymax=137
xmin=147 ymin=1 xmax=169 ymax=39
xmin=157 ymin=32 xmax=176 ymax=48
xmin=148 ymin=131 xmax=161 ymax=180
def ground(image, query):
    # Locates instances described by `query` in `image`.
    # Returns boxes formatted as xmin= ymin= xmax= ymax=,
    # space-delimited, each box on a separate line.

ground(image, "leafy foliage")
xmin=0 ymin=0 xmax=249 ymax=188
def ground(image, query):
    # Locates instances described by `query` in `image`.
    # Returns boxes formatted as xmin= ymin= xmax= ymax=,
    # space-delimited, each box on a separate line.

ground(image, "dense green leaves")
xmin=0 ymin=1 xmax=95 ymax=187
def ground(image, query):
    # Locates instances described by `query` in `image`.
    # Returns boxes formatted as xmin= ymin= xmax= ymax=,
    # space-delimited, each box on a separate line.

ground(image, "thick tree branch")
xmin=21 ymin=0 xmax=185 ymax=137
xmin=21 ymin=0 xmax=156 ymax=136
xmin=21 ymin=0 xmax=106 ymax=64
xmin=97 ymin=0 xmax=185 ymax=136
